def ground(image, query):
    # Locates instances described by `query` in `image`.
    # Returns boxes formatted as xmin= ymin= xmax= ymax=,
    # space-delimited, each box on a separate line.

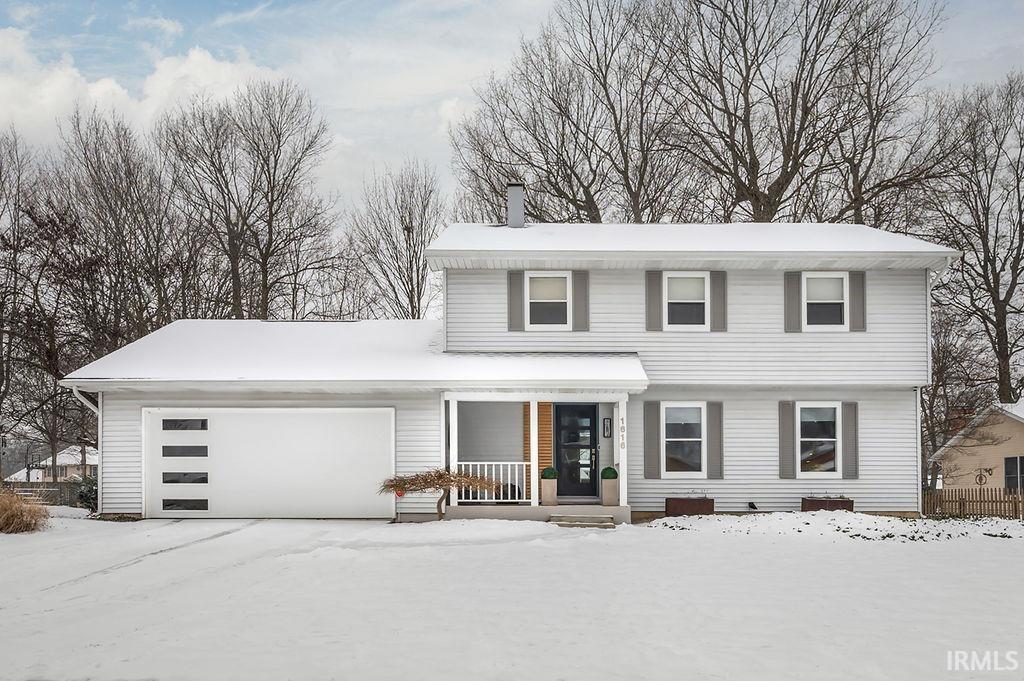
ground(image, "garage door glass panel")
xmin=162 ymin=445 xmax=208 ymax=457
xmin=162 ymin=418 xmax=208 ymax=431
xmin=162 ymin=472 xmax=209 ymax=484
xmin=162 ymin=499 xmax=208 ymax=511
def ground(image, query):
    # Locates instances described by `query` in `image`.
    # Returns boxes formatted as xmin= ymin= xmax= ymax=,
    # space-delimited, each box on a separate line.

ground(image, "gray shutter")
xmin=779 ymin=401 xmax=796 ymax=479
xmin=707 ymin=401 xmax=723 ymax=479
xmin=784 ymin=272 xmax=801 ymax=333
xmin=644 ymin=401 xmax=661 ymax=479
xmin=507 ymin=271 xmax=524 ymax=331
xmin=842 ymin=402 xmax=859 ymax=479
xmin=849 ymin=271 xmax=866 ymax=332
xmin=572 ymin=271 xmax=589 ymax=331
xmin=710 ymin=271 xmax=727 ymax=332
xmin=645 ymin=271 xmax=663 ymax=331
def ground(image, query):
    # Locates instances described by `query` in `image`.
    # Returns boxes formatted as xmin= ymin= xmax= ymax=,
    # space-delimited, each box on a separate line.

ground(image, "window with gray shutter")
xmin=645 ymin=271 xmax=663 ymax=331
xmin=779 ymin=401 xmax=796 ymax=478
xmin=644 ymin=401 xmax=661 ymax=479
xmin=842 ymin=402 xmax=859 ymax=479
xmin=707 ymin=401 xmax=723 ymax=479
xmin=849 ymin=271 xmax=866 ymax=332
xmin=784 ymin=272 xmax=801 ymax=332
xmin=710 ymin=271 xmax=727 ymax=332
xmin=507 ymin=271 xmax=524 ymax=331
xmin=572 ymin=271 xmax=589 ymax=331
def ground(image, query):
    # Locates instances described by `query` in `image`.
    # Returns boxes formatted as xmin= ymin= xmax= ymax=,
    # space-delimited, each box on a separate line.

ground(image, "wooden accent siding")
xmin=539 ymin=403 xmax=553 ymax=472
xmin=522 ymin=402 xmax=554 ymax=497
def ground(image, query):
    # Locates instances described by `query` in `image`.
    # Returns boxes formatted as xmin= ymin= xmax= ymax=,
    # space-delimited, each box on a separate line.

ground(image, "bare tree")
xmin=652 ymin=0 xmax=944 ymax=222
xmin=0 ymin=130 xmax=33 ymax=428
xmin=452 ymin=0 xmax=704 ymax=224
xmin=814 ymin=0 xmax=949 ymax=228
xmin=924 ymin=74 xmax=1024 ymax=403
xmin=349 ymin=160 xmax=444 ymax=319
xmin=920 ymin=306 xmax=997 ymax=488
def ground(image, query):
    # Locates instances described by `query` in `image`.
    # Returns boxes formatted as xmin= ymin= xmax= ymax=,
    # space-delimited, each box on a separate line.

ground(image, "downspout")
xmin=72 ymin=387 xmax=99 ymax=415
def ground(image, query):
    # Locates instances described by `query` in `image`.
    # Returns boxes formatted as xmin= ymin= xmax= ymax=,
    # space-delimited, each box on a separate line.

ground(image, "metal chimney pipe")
xmin=506 ymin=182 xmax=525 ymax=228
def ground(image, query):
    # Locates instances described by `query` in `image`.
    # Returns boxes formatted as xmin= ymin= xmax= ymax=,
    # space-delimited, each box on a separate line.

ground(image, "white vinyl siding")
xmin=98 ymin=391 xmax=442 ymax=516
xmin=628 ymin=387 xmax=919 ymax=512
xmin=445 ymin=269 xmax=928 ymax=385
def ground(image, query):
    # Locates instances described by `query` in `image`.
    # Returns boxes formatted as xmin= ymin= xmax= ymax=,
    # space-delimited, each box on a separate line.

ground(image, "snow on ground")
xmin=1 ymin=512 xmax=1022 ymax=681
xmin=649 ymin=509 xmax=1024 ymax=541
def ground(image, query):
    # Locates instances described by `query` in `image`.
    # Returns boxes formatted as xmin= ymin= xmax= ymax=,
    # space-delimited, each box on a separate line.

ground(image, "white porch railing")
xmin=456 ymin=462 xmax=529 ymax=503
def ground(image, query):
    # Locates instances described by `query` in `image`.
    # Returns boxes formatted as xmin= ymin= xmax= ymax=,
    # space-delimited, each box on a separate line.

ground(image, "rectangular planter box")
xmin=540 ymin=478 xmax=558 ymax=506
xmin=801 ymin=497 xmax=854 ymax=512
xmin=601 ymin=478 xmax=619 ymax=506
xmin=665 ymin=497 xmax=714 ymax=516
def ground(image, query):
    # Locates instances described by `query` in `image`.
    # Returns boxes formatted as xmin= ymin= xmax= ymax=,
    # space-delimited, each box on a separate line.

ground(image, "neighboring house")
xmin=4 ymin=446 xmax=99 ymax=483
xmin=59 ymin=185 xmax=956 ymax=521
xmin=933 ymin=403 xmax=1024 ymax=490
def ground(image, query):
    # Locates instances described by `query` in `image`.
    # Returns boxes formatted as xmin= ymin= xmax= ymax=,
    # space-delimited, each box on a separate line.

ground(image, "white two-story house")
xmin=61 ymin=185 xmax=956 ymax=522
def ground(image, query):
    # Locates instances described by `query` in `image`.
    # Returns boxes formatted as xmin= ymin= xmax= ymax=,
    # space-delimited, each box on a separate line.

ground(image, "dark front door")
xmin=555 ymin=404 xmax=598 ymax=497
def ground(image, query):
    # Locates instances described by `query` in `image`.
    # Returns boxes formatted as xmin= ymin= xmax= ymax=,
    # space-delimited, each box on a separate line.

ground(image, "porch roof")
xmin=60 ymin=319 xmax=649 ymax=393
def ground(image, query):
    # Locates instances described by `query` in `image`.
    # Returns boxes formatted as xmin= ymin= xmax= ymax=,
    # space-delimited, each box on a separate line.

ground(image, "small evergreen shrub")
xmin=600 ymin=466 xmax=618 ymax=480
xmin=78 ymin=475 xmax=98 ymax=512
xmin=0 ymin=491 xmax=48 ymax=533
xmin=540 ymin=466 xmax=558 ymax=479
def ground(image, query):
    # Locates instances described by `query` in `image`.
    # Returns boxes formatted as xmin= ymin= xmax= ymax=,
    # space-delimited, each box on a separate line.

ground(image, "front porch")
xmin=445 ymin=503 xmax=632 ymax=524
xmin=444 ymin=391 xmax=632 ymax=523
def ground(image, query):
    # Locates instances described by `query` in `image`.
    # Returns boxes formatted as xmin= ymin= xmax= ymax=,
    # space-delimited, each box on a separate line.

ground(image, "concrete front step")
xmin=549 ymin=514 xmax=616 ymax=529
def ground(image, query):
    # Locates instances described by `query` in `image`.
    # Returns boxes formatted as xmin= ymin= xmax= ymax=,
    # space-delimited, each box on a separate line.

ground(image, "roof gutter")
xmin=72 ymin=387 xmax=99 ymax=415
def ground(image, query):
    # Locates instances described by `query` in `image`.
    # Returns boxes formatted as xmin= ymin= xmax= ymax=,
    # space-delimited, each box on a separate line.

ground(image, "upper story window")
xmin=661 ymin=401 xmax=707 ymax=478
xmin=525 ymin=271 xmax=572 ymax=330
xmin=797 ymin=401 xmax=842 ymax=478
xmin=802 ymin=272 xmax=848 ymax=331
xmin=663 ymin=271 xmax=710 ymax=331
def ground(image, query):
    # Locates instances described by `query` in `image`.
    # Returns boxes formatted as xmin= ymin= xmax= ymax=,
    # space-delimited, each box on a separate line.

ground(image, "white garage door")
xmin=144 ymin=408 xmax=395 ymax=518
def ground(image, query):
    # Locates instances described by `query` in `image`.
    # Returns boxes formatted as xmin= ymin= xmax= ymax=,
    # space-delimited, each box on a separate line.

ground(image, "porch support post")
xmin=616 ymin=397 xmax=628 ymax=506
xmin=529 ymin=400 xmax=539 ymax=506
xmin=449 ymin=398 xmax=459 ymax=507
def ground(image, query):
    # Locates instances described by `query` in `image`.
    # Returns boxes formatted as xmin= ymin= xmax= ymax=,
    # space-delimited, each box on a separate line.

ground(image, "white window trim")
xmin=795 ymin=400 xmax=843 ymax=479
xmin=660 ymin=401 xmax=707 ymax=479
xmin=663 ymin=271 xmax=711 ymax=332
xmin=801 ymin=271 xmax=849 ymax=332
xmin=524 ymin=270 xmax=572 ymax=331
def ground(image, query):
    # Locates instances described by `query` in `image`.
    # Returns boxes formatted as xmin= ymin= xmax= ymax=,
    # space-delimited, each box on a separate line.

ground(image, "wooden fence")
xmin=922 ymin=488 xmax=1024 ymax=519
xmin=1 ymin=481 xmax=84 ymax=507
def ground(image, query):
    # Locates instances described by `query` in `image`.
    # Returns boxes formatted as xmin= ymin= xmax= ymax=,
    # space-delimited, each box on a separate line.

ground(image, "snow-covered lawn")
xmin=2 ymin=512 xmax=1022 ymax=681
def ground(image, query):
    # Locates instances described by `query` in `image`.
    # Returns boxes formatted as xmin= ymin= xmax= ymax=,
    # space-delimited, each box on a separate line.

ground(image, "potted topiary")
xmin=600 ymin=466 xmax=619 ymax=506
xmin=540 ymin=466 xmax=558 ymax=506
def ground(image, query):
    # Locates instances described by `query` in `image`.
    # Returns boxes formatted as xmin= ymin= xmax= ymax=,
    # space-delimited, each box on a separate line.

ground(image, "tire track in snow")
xmin=38 ymin=520 xmax=264 ymax=592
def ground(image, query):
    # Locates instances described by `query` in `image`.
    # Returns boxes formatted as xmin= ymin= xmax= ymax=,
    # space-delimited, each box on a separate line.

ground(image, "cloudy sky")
xmin=1 ymin=0 xmax=1022 ymax=199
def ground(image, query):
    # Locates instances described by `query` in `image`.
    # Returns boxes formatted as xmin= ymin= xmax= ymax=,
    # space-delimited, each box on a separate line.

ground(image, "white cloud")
xmin=124 ymin=16 xmax=184 ymax=40
xmin=210 ymin=2 xmax=272 ymax=28
xmin=0 ymin=0 xmax=555 ymax=198
xmin=0 ymin=29 xmax=276 ymax=147
xmin=7 ymin=4 xmax=39 ymax=24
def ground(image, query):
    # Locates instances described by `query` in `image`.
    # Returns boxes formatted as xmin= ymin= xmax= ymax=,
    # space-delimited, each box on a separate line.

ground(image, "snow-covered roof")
xmin=3 ymin=446 xmax=98 ymax=481
xmin=426 ymin=222 xmax=958 ymax=271
xmin=36 ymin=446 xmax=99 ymax=467
xmin=60 ymin=320 xmax=648 ymax=393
